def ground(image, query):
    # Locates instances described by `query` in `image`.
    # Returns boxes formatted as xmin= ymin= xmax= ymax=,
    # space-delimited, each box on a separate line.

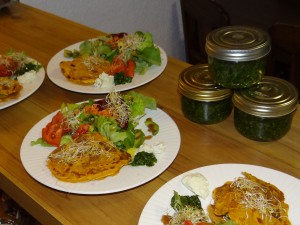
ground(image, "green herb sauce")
xmin=208 ymin=56 xmax=266 ymax=88
xmin=130 ymin=151 xmax=157 ymax=167
xmin=234 ymin=107 xmax=293 ymax=141
xmin=181 ymin=95 xmax=232 ymax=124
xmin=114 ymin=72 xmax=133 ymax=85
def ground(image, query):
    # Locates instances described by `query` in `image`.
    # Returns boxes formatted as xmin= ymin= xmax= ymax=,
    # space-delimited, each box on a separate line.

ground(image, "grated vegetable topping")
xmin=82 ymin=56 xmax=108 ymax=71
xmin=168 ymin=205 xmax=209 ymax=225
xmin=231 ymin=177 xmax=285 ymax=220
xmin=106 ymin=91 xmax=130 ymax=128
xmin=117 ymin=33 xmax=144 ymax=61
xmin=49 ymin=136 xmax=114 ymax=164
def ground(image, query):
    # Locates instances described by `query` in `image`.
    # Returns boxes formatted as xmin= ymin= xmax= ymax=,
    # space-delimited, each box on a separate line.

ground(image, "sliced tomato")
xmin=0 ymin=64 xmax=11 ymax=77
xmin=42 ymin=123 xmax=63 ymax=147
xmin=110 ymin=57 xmax=127 ymax=75
xmin=72 ymin=124 xmax=90 ymax=139
xmin=0 ymin=56 xmax=19 ymax=77
xmin=195 ymin=222 xmax=213 ymax=225
xmin=183 ymin=220 xmax=212 ymax=225
xmin=125 ymin=59 xmax=135 ymax=77
xmin=184 ymin=220 xmax=194 ymax=225
xmin=50 ymin=111 xmax=64 ymax=124
xmin=51 ymin=111 xmax=71 ymax=133
xmin=41 ymin=111 xmax=70 ymax=146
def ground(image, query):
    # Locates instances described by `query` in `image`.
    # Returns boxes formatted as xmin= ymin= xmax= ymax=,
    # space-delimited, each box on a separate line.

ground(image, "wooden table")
xmin=0 ymin=3 xmax=299 ymax=225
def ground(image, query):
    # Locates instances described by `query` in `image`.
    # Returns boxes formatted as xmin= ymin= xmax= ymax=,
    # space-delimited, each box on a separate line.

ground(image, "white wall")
xmin=21 ymin=0 xmax=187 ymax=61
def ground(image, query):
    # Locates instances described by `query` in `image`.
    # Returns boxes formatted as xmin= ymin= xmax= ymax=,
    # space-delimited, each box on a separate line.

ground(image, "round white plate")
xmin=46 ymin=40 xmax=168 ymax=94
xmin=20 ymin=107 xmax=180 ymax=194
xmin=0 ymin=66 xmax=45 ymax=110
xmin=139 ymin=164 xmax=300 ymax=224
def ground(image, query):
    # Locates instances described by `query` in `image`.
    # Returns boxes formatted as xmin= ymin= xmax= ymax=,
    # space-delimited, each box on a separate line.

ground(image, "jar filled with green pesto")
xmin=178 ymin=64 xmax=233 ymax=124
xmin=233 ymin=76 xmax=298 ymax=141
xmin=205 ymin=26 xmax=271 ymax=88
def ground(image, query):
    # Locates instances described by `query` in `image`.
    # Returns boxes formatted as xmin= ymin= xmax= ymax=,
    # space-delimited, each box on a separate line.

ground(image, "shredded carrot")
xmin=84 ymin=105 xmax=114 ymax=117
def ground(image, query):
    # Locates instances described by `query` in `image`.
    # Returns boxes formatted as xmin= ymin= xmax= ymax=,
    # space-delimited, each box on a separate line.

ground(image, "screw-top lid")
xmin=205 ymin=26 xmax=271 ymax=61
xmin=233 ymin=76 xmax=298 ymax=117
xmin=178 ymin=64 xmax=232 ymax=101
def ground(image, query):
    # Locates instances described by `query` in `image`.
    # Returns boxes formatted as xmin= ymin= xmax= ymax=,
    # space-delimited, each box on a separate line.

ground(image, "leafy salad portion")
xmin=31 ymin=91 xmax=160 ymax=167
xmin=64 ymin=31 xmax=162 ymax=85
xmin=162 ymin=173 xmax=236 ymax=225
xmin=0 ymin=49 xmax=43 ymax=102
xmin=0 ymin=49 xmax=42 ymax=79
xmin=162 ymin=192 xmax=236 ymax=225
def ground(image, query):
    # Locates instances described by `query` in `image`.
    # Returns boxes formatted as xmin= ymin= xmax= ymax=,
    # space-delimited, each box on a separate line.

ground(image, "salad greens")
xmin=167 ymin=191 xmax=237 ymax=224
xmin=171 ymin=191 xmax=202 ymax=211
xmin=32 ymin=91 xmax=160 ymax=166
xmin=64 ymin=31 xmax=162 ymax=77
xmin=164 ymin=191 xmax=210 ymax=224
xmin=1 ymin=49 xmax=42 ymax=78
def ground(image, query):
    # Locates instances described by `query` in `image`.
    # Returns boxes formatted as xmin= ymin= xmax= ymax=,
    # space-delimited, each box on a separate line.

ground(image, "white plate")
xmin=20 ymin=107 xmax=180 ymax=194
xmin=46 ymin=40 xmax=168 ymax=94
xmin=139 ymin=164 xmax=300 ymax=224
xmin=0 ymin=66 xmax=45 ymax=110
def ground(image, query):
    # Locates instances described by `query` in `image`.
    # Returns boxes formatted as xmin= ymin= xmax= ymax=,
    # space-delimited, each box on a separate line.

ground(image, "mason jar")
xmin=233 ymin=76 xmax=298 ymax=141
xmin=205 ymin=26 xmax=271 ymax=88
xmin=178 ymin=64 xmax=233 ymax=124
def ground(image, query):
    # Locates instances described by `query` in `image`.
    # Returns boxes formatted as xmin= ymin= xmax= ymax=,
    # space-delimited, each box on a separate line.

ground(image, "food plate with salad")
xmin=138 ymin=164 xmax=300 ymax=225
xmin=47 ymin=32 xmax=167 ymax=94
xmin=20 ymin=91 xmax=180 ymax=194
xmin=0 ymin=50 xmax=45 ymax=110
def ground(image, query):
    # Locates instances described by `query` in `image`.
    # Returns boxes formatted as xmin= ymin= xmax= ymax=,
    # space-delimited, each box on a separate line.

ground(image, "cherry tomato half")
xmin=42 ymin=111 xmax=70 ymax=146
xmin=125 ymin=59 xmax=135 ymax=77
xmin=72 ymin=124 xmax=90 ymax=139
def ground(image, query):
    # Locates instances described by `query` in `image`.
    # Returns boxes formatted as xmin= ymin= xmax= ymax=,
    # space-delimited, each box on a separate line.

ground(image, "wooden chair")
xmin=180 ymin=0 xmax=230 ymax=64
xmin=267 ymin=23 xmax=300 ymax=93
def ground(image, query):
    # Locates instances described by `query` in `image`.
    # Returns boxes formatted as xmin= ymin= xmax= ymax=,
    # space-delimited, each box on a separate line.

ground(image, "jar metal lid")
xmin=233 ymin=76 xmax=299 ymax=117
xmin=205 ymin=26 xmax=271 ymax=61
xmin=178 ymin=64 xmax=232 ymax=101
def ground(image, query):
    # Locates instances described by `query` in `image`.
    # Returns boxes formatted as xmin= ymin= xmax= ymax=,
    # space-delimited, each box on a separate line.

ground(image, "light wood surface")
xmin=0 ymin=3 xmax=299 ymax=225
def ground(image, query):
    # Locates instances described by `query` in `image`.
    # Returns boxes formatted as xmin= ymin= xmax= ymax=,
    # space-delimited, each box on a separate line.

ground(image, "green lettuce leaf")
xmin=137 ymin=32 xmax=154 ymax=51
xmin=136 ymin=46 xmax=161 ymax=66
xmin=124 ymin=91 xmax=157 ymax=119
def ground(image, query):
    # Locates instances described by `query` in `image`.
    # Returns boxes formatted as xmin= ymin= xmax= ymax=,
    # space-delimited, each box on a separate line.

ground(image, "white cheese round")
xmin=182 ymin=173 xmax=209 ymax=199
xmin=94 ymin=72 xmax=114 ymax=88
xmin=138 ymin=142 xmax=166 ymax=155
xmin=17 ymin=70 xmax=37 ymax=84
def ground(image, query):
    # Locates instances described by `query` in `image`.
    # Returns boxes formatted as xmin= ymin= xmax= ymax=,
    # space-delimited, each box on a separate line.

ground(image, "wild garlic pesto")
xmin=233 ymin=76 xmax=298 ymax=141
xmin=178 ymin=65 xmax=232 ymax=124
xmin=205 ymin=26 xmax=271 ymax=88
xmin=208 ymin=56 xmax=266 ymax=88
xmin=182 ymin=95 xmax=232 ymax=124
xmin=234 ymin=107 xmax=294 ymax=141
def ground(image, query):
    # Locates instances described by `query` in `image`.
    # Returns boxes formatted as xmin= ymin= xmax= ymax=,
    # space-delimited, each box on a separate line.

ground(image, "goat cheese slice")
xmin=182 ymin=173 xmax=209 ymax=199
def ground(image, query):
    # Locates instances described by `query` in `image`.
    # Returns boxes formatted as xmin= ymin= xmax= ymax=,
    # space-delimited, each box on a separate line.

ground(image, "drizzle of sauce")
xmin=145 ymin=117 xmax=159 ymax=135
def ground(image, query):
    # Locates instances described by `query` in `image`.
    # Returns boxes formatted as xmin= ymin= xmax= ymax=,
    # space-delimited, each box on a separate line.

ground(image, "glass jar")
xmin=178 ymin=64 xmax=233 ymax=124
xmin=233 ymin=76 xmax=298 ymax=141
xmin=205 ymin=26 xmax=271 ymax=88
